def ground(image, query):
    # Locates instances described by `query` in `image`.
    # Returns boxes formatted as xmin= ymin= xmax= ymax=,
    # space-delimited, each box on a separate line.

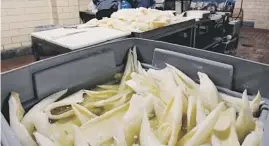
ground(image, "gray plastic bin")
xmin=1 ymin=38 xmax=269 ymax=146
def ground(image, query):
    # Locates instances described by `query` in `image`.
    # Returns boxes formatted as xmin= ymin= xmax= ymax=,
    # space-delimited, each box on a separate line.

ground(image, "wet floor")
xmin=1 ymin=55 xmax=35 ymax=72
xmin=235 ymin=27 xmax=269 ymax=64
xmin=1 ymin=55 xmax=50 ymax=72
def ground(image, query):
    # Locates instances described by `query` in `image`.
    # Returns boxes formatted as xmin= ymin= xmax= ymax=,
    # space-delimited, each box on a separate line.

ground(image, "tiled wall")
xmin=51 ymin=0 xmax=80 ymax=25
xmin=235 ymin=0 xmax=269 ymax=29
xmin=3 ymin=0 xmax=267 ymax=51
xmin=79 ymin=0 xmax=90 ymax=11
xmin=1 ymin=0 xmax=90 ymax=51
xmin=1 ymin=0 xmax=53 ymax=51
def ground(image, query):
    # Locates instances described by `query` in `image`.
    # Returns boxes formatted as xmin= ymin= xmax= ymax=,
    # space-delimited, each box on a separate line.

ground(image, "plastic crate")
xmin=1 ymin=38 xmax=269 ymax=146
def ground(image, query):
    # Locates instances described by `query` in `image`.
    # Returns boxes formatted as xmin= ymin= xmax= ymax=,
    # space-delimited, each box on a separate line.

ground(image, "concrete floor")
xmin=235 ymin=27 xmax=269 ymax=64
xmin=1 ymin=55 xmax=35 ymax=72
xmin=1 ymin=56 xmax=51 ymax=72
xmin=1 ymin=27 xmax=269 ymax=72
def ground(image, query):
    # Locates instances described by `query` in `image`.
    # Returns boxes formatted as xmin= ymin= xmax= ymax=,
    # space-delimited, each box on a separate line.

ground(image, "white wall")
xmin=1 ymin=0 xmax=53 ymax=50
xmin=1 ymin=0 xmax=90 ymax=51
xmin=79 ymin=0 xmax=90 ymax=11
xmin=235 ymin=0 xmax=269 ymax=29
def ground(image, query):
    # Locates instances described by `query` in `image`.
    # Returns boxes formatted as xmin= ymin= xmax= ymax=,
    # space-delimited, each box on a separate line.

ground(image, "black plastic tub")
xmin=131 ymin=19 xmax=195 ymax=39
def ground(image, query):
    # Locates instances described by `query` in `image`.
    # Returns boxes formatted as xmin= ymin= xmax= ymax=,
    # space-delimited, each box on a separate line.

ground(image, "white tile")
xmin=21 ymin=13 xmax=52 ymax=21
xmin=19 ymin=28 xmax=35 ymax=35
xmin=52 ymin=7 xmax=62 ymax=13
xmin=1 ymin=23 xmax=10 ymax=31
xmin=2 ymin=15 xmax=19 ymax=23
xmin=1 ymin=10 xmax=9 ymax=16
xmin=57 ymin=1 xmax=69 ymax=7
xmin=2 ymin=30 xmax=20 ymax=37
xmin=1 ymin=2 xmax=21 ymax=9
xmin=24 ymin=7 xmax=51 ymax=14
xmin=61 ymin=18 xmax=80 ymax=25
xmin=79 ymin=0 xmax=90 ymax=5
xmin=53 ymin=12 xmax=59 ymax=19
xmin=9 ymin=21 xmax=44 ymax=29
xmin=39 ymin=19 xmax=54 ymax=25
xmin=2 ymin=8 xmax=25 ymax=16
xmin=21 ymin=41 xmax=32 ymax=46
xmin=12 ymin=35 xmax=29 ymax=43
xmin=62 ymin=6 xmax=79 ymax=12
xmin=69 ymin=12 xmax=79 ymax=18
xmin=2 ymin=1 xmax=48 ymax=9
xmin=79 ymin=5 xmax=88 ymax=11
xmin=2 ymin=13 xmax=51 ymax=23
xmin=24 ymin=1 xmax=49 ymax=8
xmin=9 ymin=22 xmax=29 ymax=29
xmin=58 ymin=13 xmax=70 ymax=19
xmin=69 ymin=0 xmax=79 ymax=6
xmin=4 ymin=43 xmax=21 ymax=50
xmin=1 ymin=37 xmax=12 ymax=45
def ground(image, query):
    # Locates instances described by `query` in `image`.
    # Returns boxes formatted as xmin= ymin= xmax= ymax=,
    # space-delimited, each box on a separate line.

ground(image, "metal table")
xmin=31 ymin=27 xmax=131 ymax=61
xmin=31 ymin=19 xmax=198 ymax=61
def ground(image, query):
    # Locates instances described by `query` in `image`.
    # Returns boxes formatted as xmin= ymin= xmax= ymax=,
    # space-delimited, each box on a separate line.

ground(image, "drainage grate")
xmin=242 ymin=44 xmax=253 ymax=47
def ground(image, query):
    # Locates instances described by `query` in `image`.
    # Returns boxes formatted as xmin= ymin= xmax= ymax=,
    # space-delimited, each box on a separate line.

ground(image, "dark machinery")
xmin=155 ymin=0 xmax=240 ymax=54
xmin=189 ymin=0 xmax=240 ymax=54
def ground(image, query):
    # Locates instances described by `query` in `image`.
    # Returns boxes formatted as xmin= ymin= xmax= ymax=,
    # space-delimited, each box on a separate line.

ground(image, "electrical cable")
xmin=180 ymin=0 xmax=193 ymax=12
xmin=235 ymin=0 xmax=244 ymax=20
xmin=188 ymin=0 xmax=192 ymax=10
xmin=181 ymin=0 xmax=184 ymax=13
